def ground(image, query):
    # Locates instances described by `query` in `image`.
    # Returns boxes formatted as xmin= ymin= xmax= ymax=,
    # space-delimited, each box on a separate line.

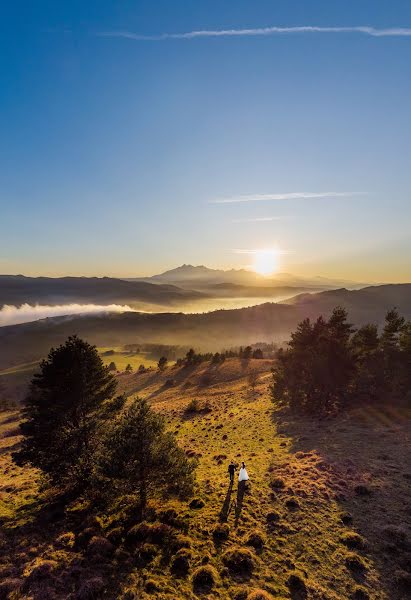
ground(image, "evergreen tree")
xmin=350 ymin=324 xmax=383 ymax=402
xmin=97 ymin=398 xmax=196 ymax=517
xmin=125 ymin=363 xmax=133 ymax=372
xmin=13 ymin=336 xmax=123 ymax=490
xmin=271 ymin=308 xmax=354 ymax=414
xmin=108 ymin=361 xmax=117 ymax=371
xmin=158 ymin=356 xmax=168 ymax=371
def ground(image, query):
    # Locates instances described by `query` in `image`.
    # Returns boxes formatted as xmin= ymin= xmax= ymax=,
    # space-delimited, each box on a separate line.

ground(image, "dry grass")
xmin=0 ymin=358 xmax=410 ymax=599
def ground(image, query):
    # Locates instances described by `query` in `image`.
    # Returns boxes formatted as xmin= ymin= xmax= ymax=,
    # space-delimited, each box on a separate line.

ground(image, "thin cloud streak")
xmin=212 ymin=192 xmax=366 ymax=204
xmin=98 ymin=26 xmax=411 ymax=41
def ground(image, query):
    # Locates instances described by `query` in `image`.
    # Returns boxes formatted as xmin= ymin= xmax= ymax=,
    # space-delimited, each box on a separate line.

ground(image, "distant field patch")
xmin=98 ymin=347 xmax=159 ymax=371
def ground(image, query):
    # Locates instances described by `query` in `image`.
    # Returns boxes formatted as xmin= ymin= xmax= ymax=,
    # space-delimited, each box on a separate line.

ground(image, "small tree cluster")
xmin=13 ymin=336 xmax=196 ymax=515
xmin=271 ymin=307 xmax=411 ymax=415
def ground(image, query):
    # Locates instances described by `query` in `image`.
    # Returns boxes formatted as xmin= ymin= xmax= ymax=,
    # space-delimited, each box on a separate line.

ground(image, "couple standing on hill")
xmin=228 ymin=460 xmax=249 ymax=484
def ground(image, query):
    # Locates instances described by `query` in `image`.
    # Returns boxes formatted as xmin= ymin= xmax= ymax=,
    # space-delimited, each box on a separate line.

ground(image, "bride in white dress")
xmin=238 ymin=462 xmax=249 ymax=482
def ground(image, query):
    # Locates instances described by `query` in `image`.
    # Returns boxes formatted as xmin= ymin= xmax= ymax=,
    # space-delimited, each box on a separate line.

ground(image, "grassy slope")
xmin=0 ymin=359 xmax=410 ymax=599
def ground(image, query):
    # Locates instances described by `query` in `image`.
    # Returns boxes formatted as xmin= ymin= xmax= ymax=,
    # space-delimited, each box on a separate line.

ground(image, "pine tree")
xmin=158 ymin=356 xmax=168 ymax=371
xmin=13 ymin=336 xmax=122 ymax=490
xmin=97 ymin=398 xmax=196 ymax=517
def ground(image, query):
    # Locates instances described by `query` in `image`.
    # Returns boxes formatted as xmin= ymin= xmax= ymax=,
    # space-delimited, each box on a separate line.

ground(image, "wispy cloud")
xmin=97 ymin=26 xmax=411 ymax=42
xmin=212 ymin=191 xmax=365 ymax=204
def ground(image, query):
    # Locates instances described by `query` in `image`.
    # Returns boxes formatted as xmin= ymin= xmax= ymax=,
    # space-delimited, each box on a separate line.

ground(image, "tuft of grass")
xmin=222 ymin=547 xmax=255 ymax=578
xmin=247 ymin=590 xmax=275 ymax=600
xmin=212 ymin=522 xmax=230 ymax=543
xmin=340 ymin=532 xmax=365 ymax=550
xmin=192 ymin=564 xmax=218 ymax=592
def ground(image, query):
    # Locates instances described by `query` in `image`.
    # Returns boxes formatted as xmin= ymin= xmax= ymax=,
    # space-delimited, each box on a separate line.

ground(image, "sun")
xmin=253 ymin=249 xmax=280 ymax=276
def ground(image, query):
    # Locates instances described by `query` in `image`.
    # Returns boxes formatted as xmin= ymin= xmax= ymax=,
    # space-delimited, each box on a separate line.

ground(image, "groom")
xmin=228 ymin=460 xmax=236 ymax=483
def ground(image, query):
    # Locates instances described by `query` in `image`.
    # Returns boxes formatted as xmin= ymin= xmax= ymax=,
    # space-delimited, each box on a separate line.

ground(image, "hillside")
xmin=0 ymin=359 xmax=410 ymax=599
xmin=0 ymin=275 xmax=205 ymax=309
xmin=1 ymin=284 xmax=410 ymax=372
xmin=283 ymin=284 xmax=411 ymax=322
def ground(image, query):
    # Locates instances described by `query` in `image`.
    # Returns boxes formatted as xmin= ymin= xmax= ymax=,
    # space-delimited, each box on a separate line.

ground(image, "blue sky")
xmin=1 ymin=1 xmax=410 ymax=281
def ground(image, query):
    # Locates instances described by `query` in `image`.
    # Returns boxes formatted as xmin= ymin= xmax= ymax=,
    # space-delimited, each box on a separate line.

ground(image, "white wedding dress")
xmin=238 ymin=467 xmax=249 ymax=482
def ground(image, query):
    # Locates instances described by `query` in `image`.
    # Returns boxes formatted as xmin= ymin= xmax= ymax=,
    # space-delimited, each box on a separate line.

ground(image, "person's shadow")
xmin=219 ymin=480 xmax=234 ymax=522
xmin=234 ymin=481 xmax=246 ymax=527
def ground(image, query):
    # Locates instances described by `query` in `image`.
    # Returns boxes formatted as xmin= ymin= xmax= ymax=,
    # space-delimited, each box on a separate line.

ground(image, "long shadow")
xmin=234 ymin=481 xmax=246 ymax=527
xmin=219 ymin=480 xmax=234 ymax=522
xmin=271 ymin=404 xmax=411 ymax=600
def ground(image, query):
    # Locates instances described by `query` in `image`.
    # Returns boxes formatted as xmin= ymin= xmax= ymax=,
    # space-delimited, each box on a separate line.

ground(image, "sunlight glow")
xmin=252 ymin=249 xmax=280 ymax=276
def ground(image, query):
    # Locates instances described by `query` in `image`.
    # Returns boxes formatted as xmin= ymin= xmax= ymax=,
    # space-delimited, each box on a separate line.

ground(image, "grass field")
xmin=0 ymin=358 xmax=410 ymax=599
xmin=98 ymin=346 xmax=160 ymax=371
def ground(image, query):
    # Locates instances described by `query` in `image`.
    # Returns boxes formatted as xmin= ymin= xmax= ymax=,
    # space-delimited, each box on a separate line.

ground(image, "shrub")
xmin=56 ymin=531 xmax=76 ymax=549
xmin=222 ymin=547 xmax=255 ymax=577
xmin=126 ymin=522 xmax=172 ymax=546
xmin=247 ymin=590 xmax=275 ymax=600
xmin=345 ymin=552 xmax=367 ymax=573
xmin=245 ymin=531 xmax=266 ymax=549
xmin=270 ymin=477 xmax=286 ymax=489
xmin=266 ymin=510 xmax=280 ymax=524
xmin=185 ymin=399 xmax=201 ymax=413
xmin=77 ymin=577 xmax=105 ymax=599
xmin=192 ymin=565 xmax=218 ymax=591
xmin=286 ymin=571 xmax=307 ymax=598
xmin=87 ymin=535 xmax=114 ymax=557
xmin=354 ymin=484 xmax=372 ymax=496
xmin=352 ymin=587 xmax=370 ymax=600
xmin=138 ymin=543 xmax=158 ymax=564
xmin=171 ymin=548 xmax=192 ymax=577
xmin=189 ymin=497 xmax=205 ymax=509
xmin=213 ymin=523 xmax=230 ymax=543
xmin=340 ymin=532 xmax=365 ymax=550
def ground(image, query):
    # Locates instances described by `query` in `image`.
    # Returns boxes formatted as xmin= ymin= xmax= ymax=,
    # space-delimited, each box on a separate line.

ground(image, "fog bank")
xmin=0 ymin=303 xmax=136 ymax=326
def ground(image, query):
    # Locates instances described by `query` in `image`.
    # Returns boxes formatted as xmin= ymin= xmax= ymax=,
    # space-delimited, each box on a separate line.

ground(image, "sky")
xmin=0 ymin=1 xmax=410 ymax=282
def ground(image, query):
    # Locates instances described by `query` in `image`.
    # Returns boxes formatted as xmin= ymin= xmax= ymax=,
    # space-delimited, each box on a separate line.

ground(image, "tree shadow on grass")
xmin=271 ymin=404 xmax=411 ymax=600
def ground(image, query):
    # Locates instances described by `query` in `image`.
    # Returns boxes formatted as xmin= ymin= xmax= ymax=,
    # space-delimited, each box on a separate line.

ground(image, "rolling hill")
xmin=0 ymin=275 xmax=205 ymax=309
xmin=1 ymin=359 xmax=409 ymax=599
xmin=0 ymin=284 xmax=410 ymax=372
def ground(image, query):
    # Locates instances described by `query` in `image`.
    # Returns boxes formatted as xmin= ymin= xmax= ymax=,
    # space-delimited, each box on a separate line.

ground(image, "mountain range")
xmin=127 ymin=264 xmax=368 ymax=290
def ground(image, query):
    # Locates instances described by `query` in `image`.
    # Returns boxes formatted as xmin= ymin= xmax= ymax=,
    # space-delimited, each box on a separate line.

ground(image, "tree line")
xmin=271 ymin=307 xmax=411 ymax=415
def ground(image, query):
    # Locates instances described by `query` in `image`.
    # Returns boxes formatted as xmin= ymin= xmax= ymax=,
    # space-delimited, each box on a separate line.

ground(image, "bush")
xmin=245 ymin=531 xmax=266 ymax=549
xmin=266 ymin=510 xmax=280 ymax=524
xmin=212 ymin=523 xmax=230 ymax=542
xmin=192 ymin=565 xmax=218 ymax=591
xmin=340 ymin=532 xmax=365 ymax=550
xmin=77 ymin=577 xmax=105 ymax=599
xmin=171 ymin=548 xmax=192 ymax=577
xmin=126 ymin=522 xmax=173 ymax=546
xmin=185 ymin=399 xmax=201 ymax=413
xmin=222 ymin=547 xmax=255 ymax=577
xmin=345 ymin=552 xmax=367 ymax=573
xmin=247 ymin=590 xmax=275 ymax=600
xmin=189 ymin=497 xmax=205 ymax=509
xmin=286 ymin=571 xmax=307 ymax=597
xmin=87 ymin=535 xmax=114 ymax=557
